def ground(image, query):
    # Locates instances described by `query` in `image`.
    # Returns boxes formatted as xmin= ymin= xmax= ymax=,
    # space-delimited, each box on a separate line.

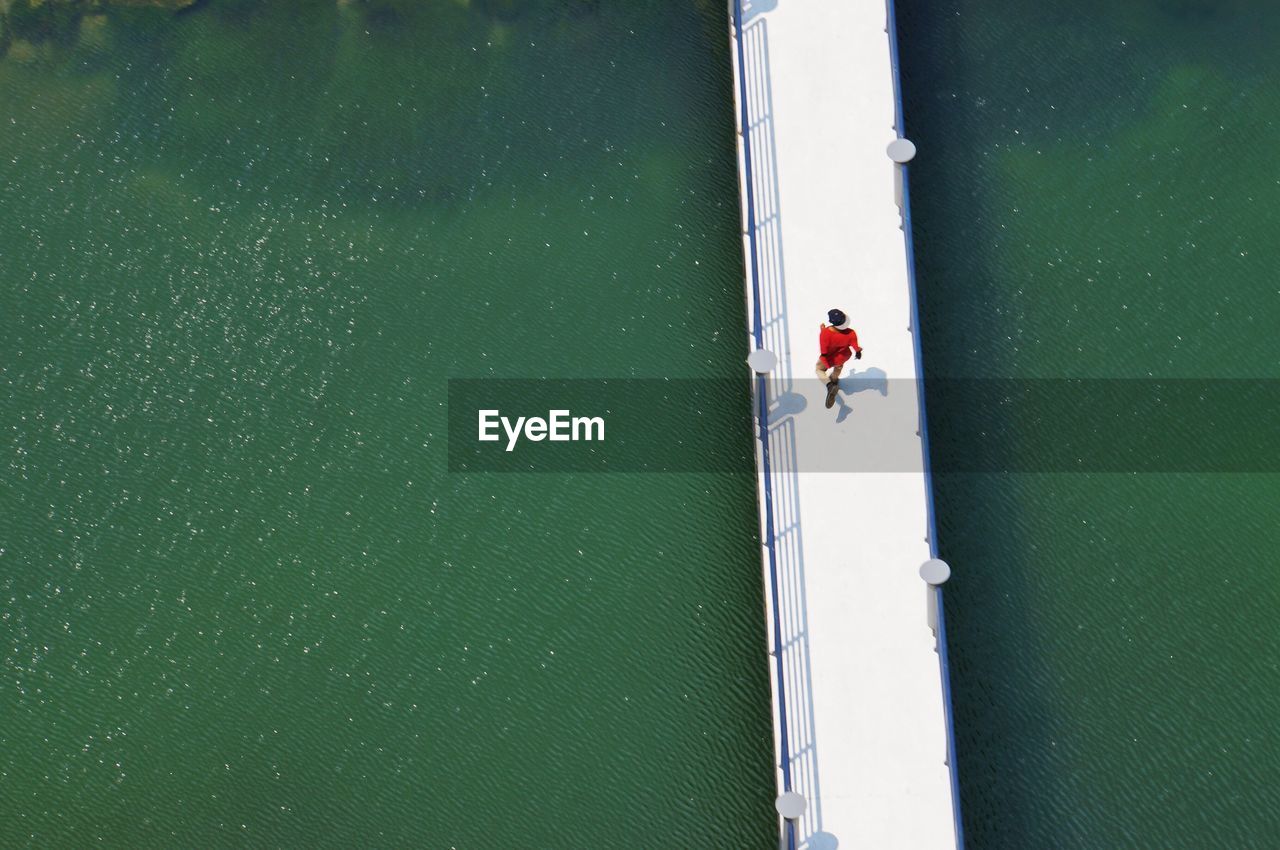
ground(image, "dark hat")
xmin=827 ymin=308 xmax=848 ymax=328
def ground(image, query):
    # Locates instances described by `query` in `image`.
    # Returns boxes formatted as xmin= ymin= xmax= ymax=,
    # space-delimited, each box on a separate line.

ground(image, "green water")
xmin=0 ymin=2 xmax=777 ymax=846
xmin=899 ymin=1 xmax=1280 ymax=846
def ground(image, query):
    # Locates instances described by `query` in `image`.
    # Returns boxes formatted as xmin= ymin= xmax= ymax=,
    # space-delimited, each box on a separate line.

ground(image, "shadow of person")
xmin=837 ymin=366 xmax=888 ymax=397
xmin=834 ymin=395 xmax=853 ymax=424
xmin=832 ymin=366 xmax=887 ymax=423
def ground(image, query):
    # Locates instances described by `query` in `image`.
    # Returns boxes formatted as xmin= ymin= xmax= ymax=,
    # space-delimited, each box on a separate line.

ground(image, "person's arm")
xmin=847 ymin=329 xmax=862 ymax=357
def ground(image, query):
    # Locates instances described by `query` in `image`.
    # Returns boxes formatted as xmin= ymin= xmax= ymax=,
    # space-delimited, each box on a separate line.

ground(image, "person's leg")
xmin=814 ymin=359 xmax=830 ymax=382
xmin=823 ymin=362 xmax=844 ymax=409
xmin=822 ymin=362 xmax=842 ymax=408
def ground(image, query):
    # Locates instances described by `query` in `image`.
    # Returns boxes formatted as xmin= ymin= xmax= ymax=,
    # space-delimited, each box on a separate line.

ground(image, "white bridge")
xmin=730 ymin=1 xmax=961 ymax=847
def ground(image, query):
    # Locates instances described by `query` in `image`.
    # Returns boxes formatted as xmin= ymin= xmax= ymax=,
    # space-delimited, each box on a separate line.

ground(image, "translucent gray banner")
xmin=446 ymin=378 xmax=1280 ymax=473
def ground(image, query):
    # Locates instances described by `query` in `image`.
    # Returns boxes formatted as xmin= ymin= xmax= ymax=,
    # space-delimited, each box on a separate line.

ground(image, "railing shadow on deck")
xmin=735 ymin=7 xmax=834 ymax=850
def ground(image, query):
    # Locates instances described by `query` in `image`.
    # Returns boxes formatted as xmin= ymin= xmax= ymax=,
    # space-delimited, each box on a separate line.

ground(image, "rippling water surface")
xmin=0 ymin=2 xmax=775 ymax=845
xmin=898 ymin=1 xmax=1280 ymax=846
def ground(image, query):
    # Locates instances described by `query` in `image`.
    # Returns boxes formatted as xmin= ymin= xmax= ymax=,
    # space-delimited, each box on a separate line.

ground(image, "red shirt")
xmin=818 ymin=325 xmax=861 ymax=368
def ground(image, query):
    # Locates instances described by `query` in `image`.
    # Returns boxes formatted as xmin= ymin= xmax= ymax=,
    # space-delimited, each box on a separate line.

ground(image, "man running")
xmin=816 ymin=308 xmax=863 ymax=409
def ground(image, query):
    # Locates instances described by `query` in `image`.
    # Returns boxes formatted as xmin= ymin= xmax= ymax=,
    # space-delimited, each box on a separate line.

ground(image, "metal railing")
xmin=731 ymin=2 xmax=796 ymax=849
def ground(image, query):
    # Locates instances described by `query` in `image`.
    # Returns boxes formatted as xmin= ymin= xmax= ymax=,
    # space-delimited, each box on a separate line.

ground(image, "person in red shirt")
xmin=816 ymin=308 xmax=862 ymax=409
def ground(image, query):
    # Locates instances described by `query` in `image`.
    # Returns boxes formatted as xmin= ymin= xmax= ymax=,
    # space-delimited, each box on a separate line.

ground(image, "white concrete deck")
xmin=730 ymin=2 xmax=958 ymax=848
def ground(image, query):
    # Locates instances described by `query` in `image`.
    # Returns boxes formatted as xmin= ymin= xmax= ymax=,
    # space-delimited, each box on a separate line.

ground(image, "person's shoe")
xmin=825 ymin=379 xmax=839 ymax=409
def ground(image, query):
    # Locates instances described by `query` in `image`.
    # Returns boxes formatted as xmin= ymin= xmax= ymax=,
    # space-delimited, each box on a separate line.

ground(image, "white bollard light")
xmin=747 ymin=348 xmax=778 ymax=374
